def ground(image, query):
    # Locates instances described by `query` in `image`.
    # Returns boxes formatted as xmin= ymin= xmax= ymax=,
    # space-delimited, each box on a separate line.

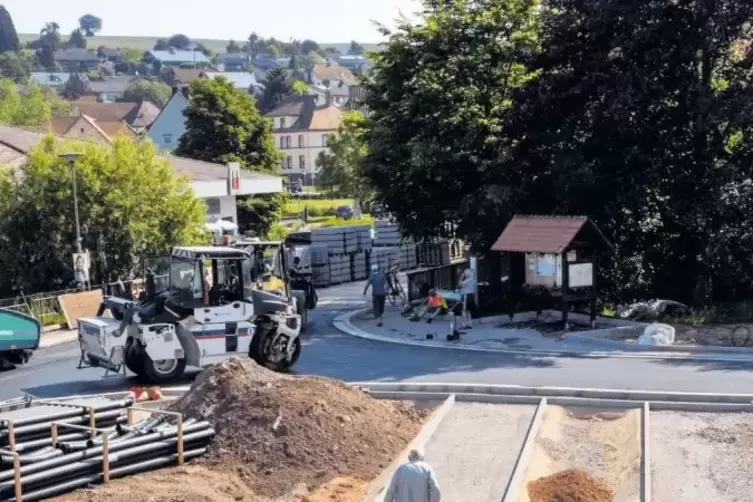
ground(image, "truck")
xmin=76 ymin=245 xmax=304 ymax=384
xmin=0 ymin=308 xmax=41 ymax=369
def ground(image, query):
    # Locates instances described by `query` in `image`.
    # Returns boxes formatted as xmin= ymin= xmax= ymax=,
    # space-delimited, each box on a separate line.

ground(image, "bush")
xmin=283 ymin=198 xmax=354 ymax=218
xmin=316 ymin=215 xmax=375 ymax=228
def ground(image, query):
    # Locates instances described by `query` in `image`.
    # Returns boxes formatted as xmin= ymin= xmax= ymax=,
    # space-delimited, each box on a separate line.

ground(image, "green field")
xmin=19 ymin=34 xmax=381 ymax=55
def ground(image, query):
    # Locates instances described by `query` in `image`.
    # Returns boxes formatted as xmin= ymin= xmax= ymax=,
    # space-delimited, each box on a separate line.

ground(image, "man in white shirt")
xmin=384 ymin=448 xmax=441 ymax=502
xmin=458 ymin=268 xmax=477 ymax=329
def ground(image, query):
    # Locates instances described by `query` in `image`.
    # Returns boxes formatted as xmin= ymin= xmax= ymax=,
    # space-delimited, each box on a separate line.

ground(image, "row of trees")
xmin=346 ymin=0 xmax=753 ymax=306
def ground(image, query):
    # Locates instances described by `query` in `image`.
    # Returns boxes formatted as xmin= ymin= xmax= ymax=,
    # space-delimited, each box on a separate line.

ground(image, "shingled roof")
xmin=491 ymin=215 xmax=614 ymax=254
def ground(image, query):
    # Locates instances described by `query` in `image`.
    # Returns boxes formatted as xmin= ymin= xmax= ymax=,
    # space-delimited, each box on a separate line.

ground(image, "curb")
xmin=351 ymin=382 xmax=753 ymax=404
xmin=566 ymin=333 xmax=753 ymax=355
xmin=366 ymin=394 xmax=456 ymax=501
xmin=334 ymin=309 xmax=753 ymax=363
xmin=642 ymin=402 xmax=651 ymax=502
xmin=502 ymin=397 xmax=547 ymax=502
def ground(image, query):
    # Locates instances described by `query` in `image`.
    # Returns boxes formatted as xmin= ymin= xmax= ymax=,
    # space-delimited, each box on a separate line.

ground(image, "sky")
xmin=2 ymin=0 xmax=421 ymax=43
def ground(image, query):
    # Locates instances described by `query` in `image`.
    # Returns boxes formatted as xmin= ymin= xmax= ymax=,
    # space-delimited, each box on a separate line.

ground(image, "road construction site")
xmin=2 ymin=362 xmax=753 ymax=502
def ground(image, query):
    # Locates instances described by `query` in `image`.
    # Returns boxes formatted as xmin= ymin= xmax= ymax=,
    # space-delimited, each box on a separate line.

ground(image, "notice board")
xmin=58 ymin=290 xmax=103 ymax=330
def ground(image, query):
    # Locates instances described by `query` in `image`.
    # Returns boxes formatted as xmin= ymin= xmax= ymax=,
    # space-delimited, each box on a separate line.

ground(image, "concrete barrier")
xmin=365 ymin=394 xmax=456 ymax=501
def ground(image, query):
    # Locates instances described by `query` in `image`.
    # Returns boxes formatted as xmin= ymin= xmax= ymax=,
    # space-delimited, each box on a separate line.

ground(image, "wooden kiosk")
xmin=491 ymin=215 xmax=615 ymax=328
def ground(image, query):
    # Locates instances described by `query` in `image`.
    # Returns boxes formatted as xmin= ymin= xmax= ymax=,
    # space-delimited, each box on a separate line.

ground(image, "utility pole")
xmin=59 ymin=153 xmax=83 ymax=252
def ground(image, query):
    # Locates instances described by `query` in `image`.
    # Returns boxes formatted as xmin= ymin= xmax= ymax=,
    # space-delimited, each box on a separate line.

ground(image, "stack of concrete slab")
xmin=398 ymin=243 xmax=418 ymax=270
xmin=311 ymin=227 xmax=345 ymax=254
xmin=310 ymin=243 xmax=330 ymax=287
xmin=350 ymin=251 xmax=369 ymax=280
xmin=417 ymin=241 xmax=452 ymax=267
xmin=328 ymin=253 xmax=351 ymax=285
xmin=374 ymin=220 xmax=408 ymax=246
xmin=372 ymin=246 xmax=400 ymax=271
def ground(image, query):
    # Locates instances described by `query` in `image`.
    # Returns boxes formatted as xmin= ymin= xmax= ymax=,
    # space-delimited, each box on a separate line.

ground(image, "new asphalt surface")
xmin=1 ymin=281 xmax=751 ymax=401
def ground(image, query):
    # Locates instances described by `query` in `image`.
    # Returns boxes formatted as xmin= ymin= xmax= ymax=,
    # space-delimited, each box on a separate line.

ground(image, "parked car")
xmin=289 ymin=181 xmax=303 ymax=194
xmin=370 ymin=202 xmax=387 ymax=218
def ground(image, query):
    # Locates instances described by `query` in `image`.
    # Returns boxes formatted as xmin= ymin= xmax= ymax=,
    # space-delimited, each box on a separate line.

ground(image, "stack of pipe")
xmin=0 ymin=398 xmax=214 ymax=501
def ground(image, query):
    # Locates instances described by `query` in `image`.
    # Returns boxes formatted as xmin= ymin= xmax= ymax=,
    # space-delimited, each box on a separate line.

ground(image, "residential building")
xmin=70 ymin=101 xmax=160 ymax=131
xmin=309 ymin=84 xmax=350 ymax=108
xmin=215 ymin=53 xmax=249 ymax=71
xmin=97 ymin=48 xmax=124 ymax=63
xmin=144 ymin=49 xmax=211 ymax=66
xmin=310 ymin=62 xmax=359 ymax=87
xmin=163 ymin=67 xmax=205 ymax=88
xmin=45 ymin=115 xmax=137 ymax=144
xmin=201 ymin=72 xmax=262 ymax=94
xmin=265 ymin=95 xmax=344 ymax=185
xmin=146 ymin=89 xmax=189 ymax=152
xmin=53 ymin=49 xmax=102 ymax=71
xmin=29 ymin=72 xmax=74 ymax=88
xmin=0 ymin=124 xmax=282 ymax=224
xmin=87 ymin=75 xmax=135 ymax=102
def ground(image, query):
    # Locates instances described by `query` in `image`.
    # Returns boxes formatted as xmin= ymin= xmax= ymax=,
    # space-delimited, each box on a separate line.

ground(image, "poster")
xmin=73 ymin=251 xmax=90 ymax=285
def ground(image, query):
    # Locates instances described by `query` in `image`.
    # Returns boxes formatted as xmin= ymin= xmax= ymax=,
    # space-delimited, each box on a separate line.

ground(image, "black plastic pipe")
xmin=1 ymin=448 xmax=207 ymax=502
xmin=0 ymin=416 xmax=126 ymax=456
xmin=0 ymin=422 xmax=212 ymax=482
xmin=0 ymin=399 xmax=134 ymax=429
xmin=0 ymin=410 xmax=126 ymax=440
xmin=0 ymin=433 xmax=213 ymax=496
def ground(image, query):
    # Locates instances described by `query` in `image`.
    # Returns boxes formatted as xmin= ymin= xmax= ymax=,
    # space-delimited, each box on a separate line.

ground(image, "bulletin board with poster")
xmin=72 ymin=251 xmax=91 ymax=286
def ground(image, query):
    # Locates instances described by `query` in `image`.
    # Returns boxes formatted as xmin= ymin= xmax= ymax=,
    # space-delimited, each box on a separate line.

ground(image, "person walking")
xmin=364 ymin=264 xmax=388 ymax=327
xmin=384 ymin=448 xmax=441 ymax=502
xmin=458 ymin=268 xmax=477 ymax=329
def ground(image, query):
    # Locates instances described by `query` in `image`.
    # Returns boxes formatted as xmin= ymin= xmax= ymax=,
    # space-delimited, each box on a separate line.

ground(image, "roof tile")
xmin=491 ymin=215 xmax=590 ymax=254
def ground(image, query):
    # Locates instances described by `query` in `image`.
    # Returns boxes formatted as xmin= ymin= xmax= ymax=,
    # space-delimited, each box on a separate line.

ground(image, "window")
xmin=205 ymin=198 xmax=221 ymax=215
xmin=285 ymin=136 xmax=291 ymax=148
xmin=286 ymin=156 xmax=293 ymax=168
xmin=298 ymin=135 xmax=304 ymax=148
xmin=322 ymin=134 xmax=329 ymax=146
xmin=162 ymin=133 xmax=173 ymax=145
xmin=279 ymin=136 xmax=285 ymax=149
xmin=280 ymin=118 xmax=286 ymax=128
xmin=299 ymin=155 xmax=305 ymax=169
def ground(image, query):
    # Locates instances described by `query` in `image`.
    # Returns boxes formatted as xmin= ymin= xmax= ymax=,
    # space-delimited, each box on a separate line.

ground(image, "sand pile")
xmin=170 ymin=358 xmax=426 ymax=498
xmin=528 ymin=469 xmax=613 ymax=502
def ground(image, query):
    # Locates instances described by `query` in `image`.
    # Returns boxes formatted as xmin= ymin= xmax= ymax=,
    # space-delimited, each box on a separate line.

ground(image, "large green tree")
xmin=504 ymin=0 xmax=753 ymax=304
xmin=0 ymin=78 xmax=66 ymax=127
xmin=67 ymin=28 xmax=86 ymax=49
xmin=121 ymin=77 xmax=171 ymax=107
xmin=316 ymin=111 xmax=373 ymax=207
xmin=0 ymin=137 xmax=206 ymax=295
xmin=363 ymin=0 xmax=539 ymax=245
xmin=0 ymin=52 xmax=31 ymax=83
xmin=78 ymin=14 xmax=102 ymax=37
xmin=259 ymin=67 xmax=296 ymax=112
xmin=0 ymin=6 xmax=20 ymax=53
xmin=174 ymin=77 xmax=285 ymax=237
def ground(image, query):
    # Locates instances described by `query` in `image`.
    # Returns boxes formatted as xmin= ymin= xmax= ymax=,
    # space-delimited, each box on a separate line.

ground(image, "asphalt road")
xmin=1 ymin=282 xmax=752 ymax=400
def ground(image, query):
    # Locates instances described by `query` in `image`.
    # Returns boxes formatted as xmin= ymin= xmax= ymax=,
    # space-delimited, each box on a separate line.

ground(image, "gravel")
xmin=517 ymin=405 xmax=642 ymax=502
xmin=423 ymin=403 xmax=535 ymax=502
xmin=651 ymin=411 xmax=753 ymax=502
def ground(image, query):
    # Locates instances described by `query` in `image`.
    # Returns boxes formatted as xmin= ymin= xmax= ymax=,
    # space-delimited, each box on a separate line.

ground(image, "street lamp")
xmin=58 ymin=152 xmax=83 ymax=253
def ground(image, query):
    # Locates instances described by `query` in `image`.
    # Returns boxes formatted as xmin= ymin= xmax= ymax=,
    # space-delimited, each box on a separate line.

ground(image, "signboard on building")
xmin=227 ymin=162 xmax=241 ymax=196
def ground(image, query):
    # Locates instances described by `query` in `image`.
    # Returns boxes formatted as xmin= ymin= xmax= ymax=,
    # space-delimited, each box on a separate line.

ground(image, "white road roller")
xmin=76 ymin=246 xmax=303 ymax=384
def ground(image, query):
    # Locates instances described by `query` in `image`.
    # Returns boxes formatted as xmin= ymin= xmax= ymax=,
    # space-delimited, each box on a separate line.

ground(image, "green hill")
xmin=18 ymin=33 xmax=381 ymax=55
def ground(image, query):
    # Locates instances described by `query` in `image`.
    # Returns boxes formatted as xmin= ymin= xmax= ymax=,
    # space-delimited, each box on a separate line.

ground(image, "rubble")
xmin=170 ymin=358 xmax=426 ymax=498
xmin=527 ymin=469 xmax=613 ymax=502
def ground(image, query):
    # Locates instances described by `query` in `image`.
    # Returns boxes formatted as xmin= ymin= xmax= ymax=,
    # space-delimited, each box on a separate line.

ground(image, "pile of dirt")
xmin=169 ymin=357 xmax=426 ymax=498
xmin=527 ymin=469 xmax=614 ymax=502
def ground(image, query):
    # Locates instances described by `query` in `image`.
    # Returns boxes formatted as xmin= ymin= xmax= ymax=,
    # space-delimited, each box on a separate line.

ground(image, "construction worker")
xmin=421 ymin=289 xmax=448 ymax=323
xmin=384 ymin=448 xmax=441 ymax=502
xmin=364 ymin=264 xmax=388 ymax=327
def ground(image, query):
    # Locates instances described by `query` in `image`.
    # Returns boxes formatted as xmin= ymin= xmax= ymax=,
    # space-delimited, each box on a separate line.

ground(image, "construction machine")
xmin=76 ymin=245 xmax=304 ymax=384
xmin=0 ymin=308 xmax=41 ymax=369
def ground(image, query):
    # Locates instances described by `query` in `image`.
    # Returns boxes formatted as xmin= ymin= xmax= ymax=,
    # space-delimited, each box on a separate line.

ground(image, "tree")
xmin=120 ymin=78 xmax=171 ymax=107
xmin=362 ymin=0 xmax=539 ymax=245
xmin=0 ymin=78 xmax=64 ymax=127
xmin=61 ymin=73 xmax=91 ymax=99
xmin=226 ymin=39 xmax=241 ymax=53
xmin=245 ymin=32 xmax=263 ymax=58
xmin=167 ymin=34 xmax=191 ymax=50
xmin=0 ymin=137 xmax=207 ymax=294
xmin=316 ymin=111 xmax=372 ymax=207
xmin=301 ymin=39 xmax=320 ymax=55
xmin=193 ymin=43 xmax=212 ymax=58
xmin=259 ymin=67 xmax=295 ymax=112
xmin=34 ymin=22 xmax=61 ymax=69
xmin=0 ymin=52 xmax=31 ymax=83
xmin=153 ymin=38 xmax=169 ymax=51
xmin=502 ymin=0 xmax=753 ymax=304
xmin=78 ymin=14 xmax=102 ymax=37
xmin=174 ymin=77 xmax=284 ymax=237
xmin=348 ymin=40 xmax=364 ymax=55
xmin=0 ymin=6 xmax=20 ymax=53
xmin=67 ymin=28 xmax=86 ymax=49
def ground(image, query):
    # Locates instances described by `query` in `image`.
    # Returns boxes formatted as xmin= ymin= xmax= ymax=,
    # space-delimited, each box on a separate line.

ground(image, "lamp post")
xmin=59 ymin=152 xmax=83 ymax=253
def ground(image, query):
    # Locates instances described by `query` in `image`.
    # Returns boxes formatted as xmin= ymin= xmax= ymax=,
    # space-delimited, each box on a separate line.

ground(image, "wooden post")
xmin=127 ymin=408 xmax=134 ymax=425
xmin=102 ymin=436 xmax=110 ymax=483
xmin=561 ymin=251 xmax=569 ymax=329
xmin=88 ymin=407 xmax=96 ymax=437
xmin=51 ymin=423 xmax=58 ymax=447
xmin=7 ymin=422 xmax=15 ymax=452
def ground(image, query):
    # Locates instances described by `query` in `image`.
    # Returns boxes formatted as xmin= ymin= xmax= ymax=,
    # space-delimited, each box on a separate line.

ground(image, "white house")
xmin=147 ymin=89 xmax=188 ymax=152
xmin=265 ymin=95 xmax=344 ymax=186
